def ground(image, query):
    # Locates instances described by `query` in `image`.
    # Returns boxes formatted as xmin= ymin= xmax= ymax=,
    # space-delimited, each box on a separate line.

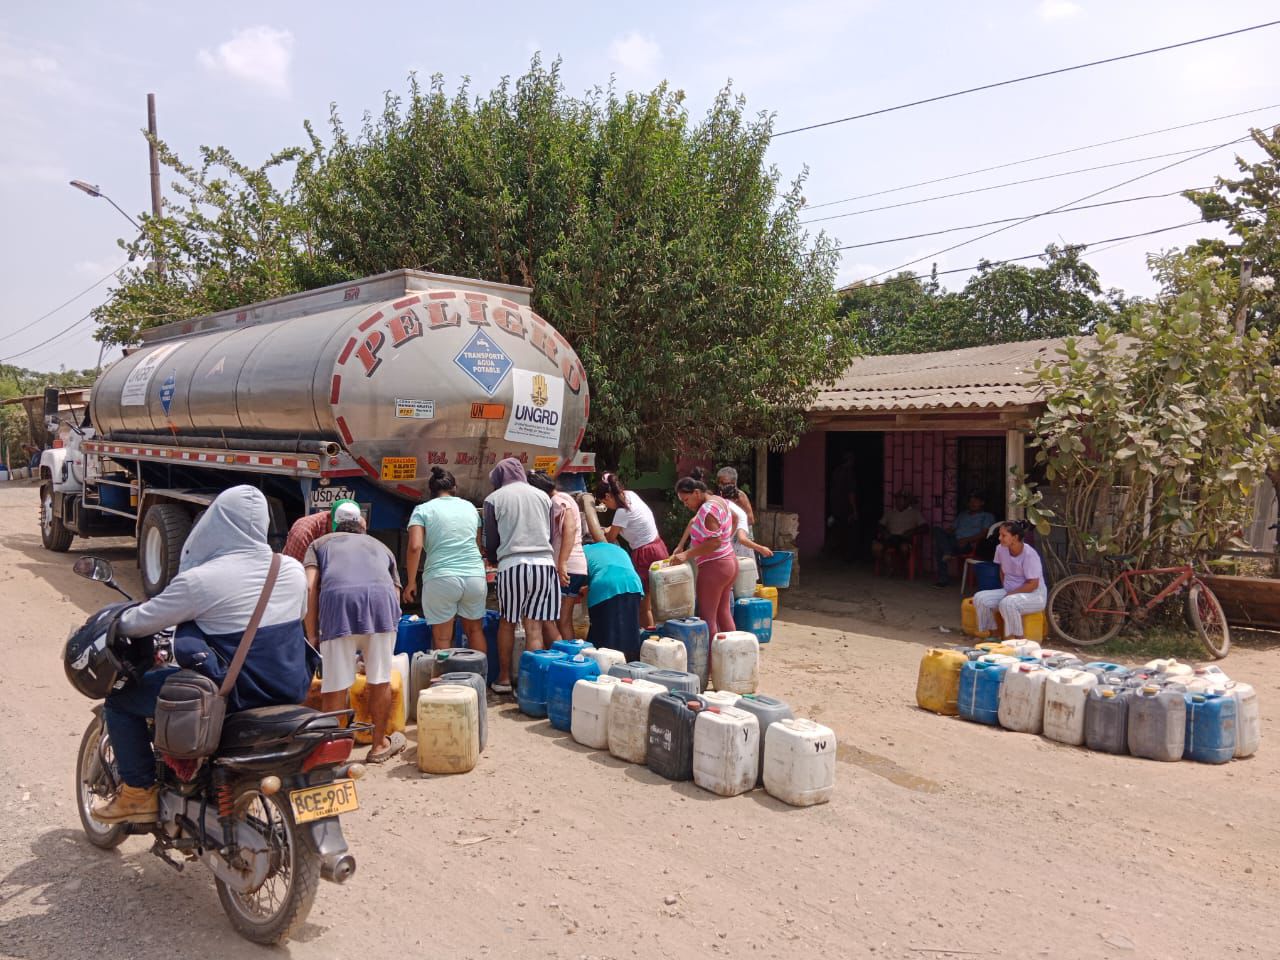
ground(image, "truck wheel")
xmin=140 ymin=503 xmax=192 ymax=597
xmin=40 ymin=482 xmax=74 ymax=552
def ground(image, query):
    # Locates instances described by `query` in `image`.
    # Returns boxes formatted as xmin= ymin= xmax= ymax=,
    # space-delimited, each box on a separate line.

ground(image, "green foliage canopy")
xmin=1017 ymin=251 xmax=1280 ymax=570
xmin=92 ymin=59 xmax=848 ymax=463
xmin=839 ymin=244 xmax=1131 ymax=356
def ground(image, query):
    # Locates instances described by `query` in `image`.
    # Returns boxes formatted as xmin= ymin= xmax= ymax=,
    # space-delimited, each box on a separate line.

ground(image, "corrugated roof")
xmin=811 ymin=337 xmax=1070 ymax=413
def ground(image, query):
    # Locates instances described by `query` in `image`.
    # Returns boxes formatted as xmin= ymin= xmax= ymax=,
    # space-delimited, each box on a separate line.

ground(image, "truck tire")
xmin=139 ymin=503 xmax=192 ymax=597
xmin=40 ymin=481 xmax=75 ymax=552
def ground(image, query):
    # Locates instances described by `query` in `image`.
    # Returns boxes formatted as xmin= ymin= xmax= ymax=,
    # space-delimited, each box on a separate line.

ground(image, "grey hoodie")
xmin=483 ymin=457 xmax=554 ymax=568
xmin=120 ymin=485 xmax=307 ymax=636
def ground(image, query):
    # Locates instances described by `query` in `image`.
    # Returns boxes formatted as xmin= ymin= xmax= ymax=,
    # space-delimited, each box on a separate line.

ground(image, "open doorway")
xmin=825 ymin=432 xmax=884 ymax=561
xmin=956 ymin=437 xmax=1006 ymax=519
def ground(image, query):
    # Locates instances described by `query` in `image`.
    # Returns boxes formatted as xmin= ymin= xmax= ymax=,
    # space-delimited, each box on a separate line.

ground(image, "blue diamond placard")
xmin=453 ymin=329 xmax=513 ymax=396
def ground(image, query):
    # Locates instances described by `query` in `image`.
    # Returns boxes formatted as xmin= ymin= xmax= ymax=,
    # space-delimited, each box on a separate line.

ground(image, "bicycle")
xmin=1047 ymin=557 xmax=1230 ymax=659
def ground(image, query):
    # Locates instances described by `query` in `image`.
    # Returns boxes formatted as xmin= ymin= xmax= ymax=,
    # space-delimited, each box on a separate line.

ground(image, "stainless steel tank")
xmin=91 ymin=270 xmax=590 ymax=501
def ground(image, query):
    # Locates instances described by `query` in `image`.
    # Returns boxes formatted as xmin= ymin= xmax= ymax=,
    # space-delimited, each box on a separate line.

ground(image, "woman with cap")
xmin=304 ymin=500 xmax=406 ymax=763
xmin=404 ymin=467 xmax=488 ymax=653
xmin=594 ymin=472 xmax=669 ymax=629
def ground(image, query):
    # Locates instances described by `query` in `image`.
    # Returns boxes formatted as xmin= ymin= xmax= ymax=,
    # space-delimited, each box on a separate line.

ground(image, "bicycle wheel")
xmin=1187 ymin=581 xmax=1231 ymax=659
xmin=1048 ymin=575 xmax=1125 ymax=647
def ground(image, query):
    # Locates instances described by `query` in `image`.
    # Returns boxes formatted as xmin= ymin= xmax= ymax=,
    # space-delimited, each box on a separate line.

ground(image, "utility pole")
xmin=147 ymin=93 xmax=165 ymax=279
xmin=1235 ymin=257 xmax=1253 ymax=335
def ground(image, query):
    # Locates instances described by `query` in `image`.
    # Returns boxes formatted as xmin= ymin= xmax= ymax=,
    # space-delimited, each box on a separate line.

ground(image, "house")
xmin=770 ymin=338 xmax=1066 ymax=559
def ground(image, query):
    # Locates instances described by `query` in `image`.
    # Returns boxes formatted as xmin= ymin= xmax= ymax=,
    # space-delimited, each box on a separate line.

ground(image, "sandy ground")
xmin=1 ymin=479 xmax=1277 ymax=959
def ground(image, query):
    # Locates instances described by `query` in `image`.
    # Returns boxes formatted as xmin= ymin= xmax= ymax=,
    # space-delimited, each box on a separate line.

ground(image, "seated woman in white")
xmin=973 ymin=521 xmax=1045 ymax=638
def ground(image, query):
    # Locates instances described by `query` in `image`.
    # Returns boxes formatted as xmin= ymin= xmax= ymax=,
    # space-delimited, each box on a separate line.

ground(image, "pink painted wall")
xmin=782 ymin=430 xmax=825 ymax=557
xmin=883 ymin=432 xmax=955 ymax=527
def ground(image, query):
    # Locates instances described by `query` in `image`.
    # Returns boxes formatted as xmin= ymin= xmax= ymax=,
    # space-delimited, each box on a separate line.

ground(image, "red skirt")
xmin=631 ymin=538 xmax=670 ymax=587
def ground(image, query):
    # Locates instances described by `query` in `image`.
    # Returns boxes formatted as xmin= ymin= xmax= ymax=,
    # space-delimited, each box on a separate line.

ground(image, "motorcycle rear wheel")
xmin=215 ymin=790 xmax=321 ymax=945
xmin=76 ymin=718 xmax=129 ymax=850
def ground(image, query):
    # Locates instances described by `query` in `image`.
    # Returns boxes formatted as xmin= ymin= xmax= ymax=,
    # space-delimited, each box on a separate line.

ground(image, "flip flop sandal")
xmin=490 ymin=682 xmax=512 ymax=694
xmin=367 ymin=730 xmax=407 ymax=764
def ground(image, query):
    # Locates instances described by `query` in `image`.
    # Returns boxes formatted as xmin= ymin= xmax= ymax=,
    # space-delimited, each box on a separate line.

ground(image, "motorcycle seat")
xmin=220 ymin=704 xmax=338 ymax=750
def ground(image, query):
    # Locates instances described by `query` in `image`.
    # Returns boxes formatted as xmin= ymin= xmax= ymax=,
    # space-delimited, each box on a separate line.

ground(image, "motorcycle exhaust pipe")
xmin=321 ymin=852 xmax=356 ymax=884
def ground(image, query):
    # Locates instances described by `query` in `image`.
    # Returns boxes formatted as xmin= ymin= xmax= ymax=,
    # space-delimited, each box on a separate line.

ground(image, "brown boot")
xmin=91 ymin=784 xmax=159 ymax=824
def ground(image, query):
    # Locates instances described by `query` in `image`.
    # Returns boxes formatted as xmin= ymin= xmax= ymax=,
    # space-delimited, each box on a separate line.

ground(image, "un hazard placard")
xmin=504 ymin=369 xmax=564 ymax=449
xmin=380 ymin=457 xmax=417 ymax=481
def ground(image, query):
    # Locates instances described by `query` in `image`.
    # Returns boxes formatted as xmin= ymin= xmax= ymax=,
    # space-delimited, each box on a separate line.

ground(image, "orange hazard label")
xmin=470 ymin=403 xmax=507 ymax=420
xmin=380 ymin=457 xmax=417 ymax=481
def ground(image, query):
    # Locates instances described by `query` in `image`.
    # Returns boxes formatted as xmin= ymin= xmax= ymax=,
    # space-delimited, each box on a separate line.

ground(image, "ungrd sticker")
xmin=504 ymin=368 xmax=565 ymax=449
xmin=380 ymin=457 xmax=417 ymax=481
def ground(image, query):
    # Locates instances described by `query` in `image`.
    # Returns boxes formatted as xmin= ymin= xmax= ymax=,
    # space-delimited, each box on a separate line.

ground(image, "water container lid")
xmin=1191 ymin=694 xmax=1205 ymax=702
xmin=687 ymin=699 xmax=702 ymax=710
xmin=1101 ymin=688 xmax=1116 ymax=698
xmin=621 ymin=678 xmax=633 ymax=684
xmin=1142 ymin=685 xmax=1159 ymax=694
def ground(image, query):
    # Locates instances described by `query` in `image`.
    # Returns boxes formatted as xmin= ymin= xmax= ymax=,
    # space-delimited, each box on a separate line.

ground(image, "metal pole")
xmin=1235 ymin=258 xmax=1253 ymax=335
xmin=147 ymin=93 xmax=164 ymax=278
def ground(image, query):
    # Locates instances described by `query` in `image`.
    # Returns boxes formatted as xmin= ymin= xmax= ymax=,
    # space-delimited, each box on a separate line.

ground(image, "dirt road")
xmin=1 ymin=480 xmax=1277 ymax=959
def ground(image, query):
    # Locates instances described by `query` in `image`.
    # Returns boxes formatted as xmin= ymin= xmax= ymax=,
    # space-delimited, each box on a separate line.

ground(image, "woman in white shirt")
xmin=595 ymin=471 xmax=670 ymax=628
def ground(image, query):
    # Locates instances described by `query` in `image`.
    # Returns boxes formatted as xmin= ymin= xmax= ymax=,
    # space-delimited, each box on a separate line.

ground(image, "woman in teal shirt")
xmin=581 ymin=540 xmax=644 ymax=660
xmin=404 ymin=467 xmax=488 ymax=652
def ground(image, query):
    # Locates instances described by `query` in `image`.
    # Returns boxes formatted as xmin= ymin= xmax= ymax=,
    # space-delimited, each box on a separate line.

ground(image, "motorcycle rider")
xmin=92 ymin=485 xmax=313 ymax=824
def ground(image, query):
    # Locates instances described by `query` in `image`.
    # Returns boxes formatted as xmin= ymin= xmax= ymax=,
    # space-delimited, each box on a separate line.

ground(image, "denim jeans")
xmin=103 ymin=666 xmax=177 ymax=787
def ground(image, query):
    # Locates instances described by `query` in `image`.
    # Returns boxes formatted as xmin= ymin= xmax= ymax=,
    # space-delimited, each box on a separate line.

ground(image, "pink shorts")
xmin=631 ymin=538 xmax=670 ymax=587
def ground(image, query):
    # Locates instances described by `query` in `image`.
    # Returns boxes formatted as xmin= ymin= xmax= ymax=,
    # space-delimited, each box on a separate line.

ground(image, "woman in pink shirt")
xmin=670 ymin=475 xmax=737 ymax=633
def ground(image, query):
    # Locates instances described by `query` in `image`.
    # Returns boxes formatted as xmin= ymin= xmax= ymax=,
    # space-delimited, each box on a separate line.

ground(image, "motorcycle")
xmin=69 ymin=556 xmax=365 ymax=945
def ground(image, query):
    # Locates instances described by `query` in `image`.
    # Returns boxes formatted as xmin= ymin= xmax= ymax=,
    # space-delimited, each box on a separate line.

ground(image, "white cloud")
xmin=1038 ymin=0 xmax=1082 ymax=20
xmin=609 ymin=32 xmax=661 ymax=77
xmin=198 ymin=26 xmax=294 ymax=97
xmin=0 ymin=161 xmax=68 ymax=184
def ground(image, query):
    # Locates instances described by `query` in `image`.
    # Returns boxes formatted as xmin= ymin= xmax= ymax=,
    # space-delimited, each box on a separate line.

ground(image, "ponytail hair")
xmin=718 ymin=482 xmax=740 ymax=502
xmin=594 ymin=471 xmax=630 ymax=507
xmin=428 ymin=466 xmax=457 ymax=497
xmin=688 ymin=466 xmax=706 ymax=484
xmin=675 ymin=476 xmax=708 ymax=495
xmin=999 ymin=519 xmax=1032 ymax=542
xmin=526 ymin=470 xmax=556 ymax=495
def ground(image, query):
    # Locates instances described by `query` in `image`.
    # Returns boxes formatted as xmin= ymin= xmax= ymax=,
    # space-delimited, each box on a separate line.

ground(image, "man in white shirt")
xmin=871 ymin=490 xmax=928 ymax=576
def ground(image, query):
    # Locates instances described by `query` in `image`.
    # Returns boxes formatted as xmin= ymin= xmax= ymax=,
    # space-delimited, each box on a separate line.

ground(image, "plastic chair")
xmin=874 ymin=529 xmax=928 ymax=580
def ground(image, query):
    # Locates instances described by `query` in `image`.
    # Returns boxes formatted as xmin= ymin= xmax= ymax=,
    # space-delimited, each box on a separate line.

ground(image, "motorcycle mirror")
xmin=73 ymin=556 xmax=114 ymax=583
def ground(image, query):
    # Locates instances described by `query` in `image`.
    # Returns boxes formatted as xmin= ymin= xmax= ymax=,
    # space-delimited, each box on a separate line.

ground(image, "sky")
xmin=1 ymin=0 xmax=1278 ymax=372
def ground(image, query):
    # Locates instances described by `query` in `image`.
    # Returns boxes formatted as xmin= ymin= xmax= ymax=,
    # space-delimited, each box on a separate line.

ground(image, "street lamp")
xmin=69 ymin=179 xmax=142 ymax=230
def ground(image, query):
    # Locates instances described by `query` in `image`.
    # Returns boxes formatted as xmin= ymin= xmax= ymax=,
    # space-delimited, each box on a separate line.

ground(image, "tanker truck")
xmin=39 ymin=270 xmax=593 ymax=595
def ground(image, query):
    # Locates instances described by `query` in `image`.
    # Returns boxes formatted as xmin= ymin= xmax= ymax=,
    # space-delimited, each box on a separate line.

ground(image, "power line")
xmin=833 ymin=188 xmax=1203 ymax=251
xmin=0 ymin=312 xmax=94 ymax=365
xmin=802 ymin=137 xmax=1252 ymax=224
xmin=0 ymin=260 xmax=129 ymax=345
xmin=803 ymin=102 xmax=1280 ymax=211
xmin=774 ymin=19 xmax=1280 ymax=137
xmin=843 ymin=220 xmax=1204 ymax=292
xmin=861 ymin=134 xmax=1238 ymax=282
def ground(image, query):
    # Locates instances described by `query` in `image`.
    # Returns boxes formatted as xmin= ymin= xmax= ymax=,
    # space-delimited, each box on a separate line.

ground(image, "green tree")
xmin=92 ymin=59 xmax=846 ymax=463
xmin=840 ymin=245 xmax=1128 ymax=356
xmin=0 ymin=365 xmax=94 ymax=465
xmin=1184 ymin=124 xmax=1280 ymax=336
xmin=1017 ymin=251 xmax=1280 ymax=571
